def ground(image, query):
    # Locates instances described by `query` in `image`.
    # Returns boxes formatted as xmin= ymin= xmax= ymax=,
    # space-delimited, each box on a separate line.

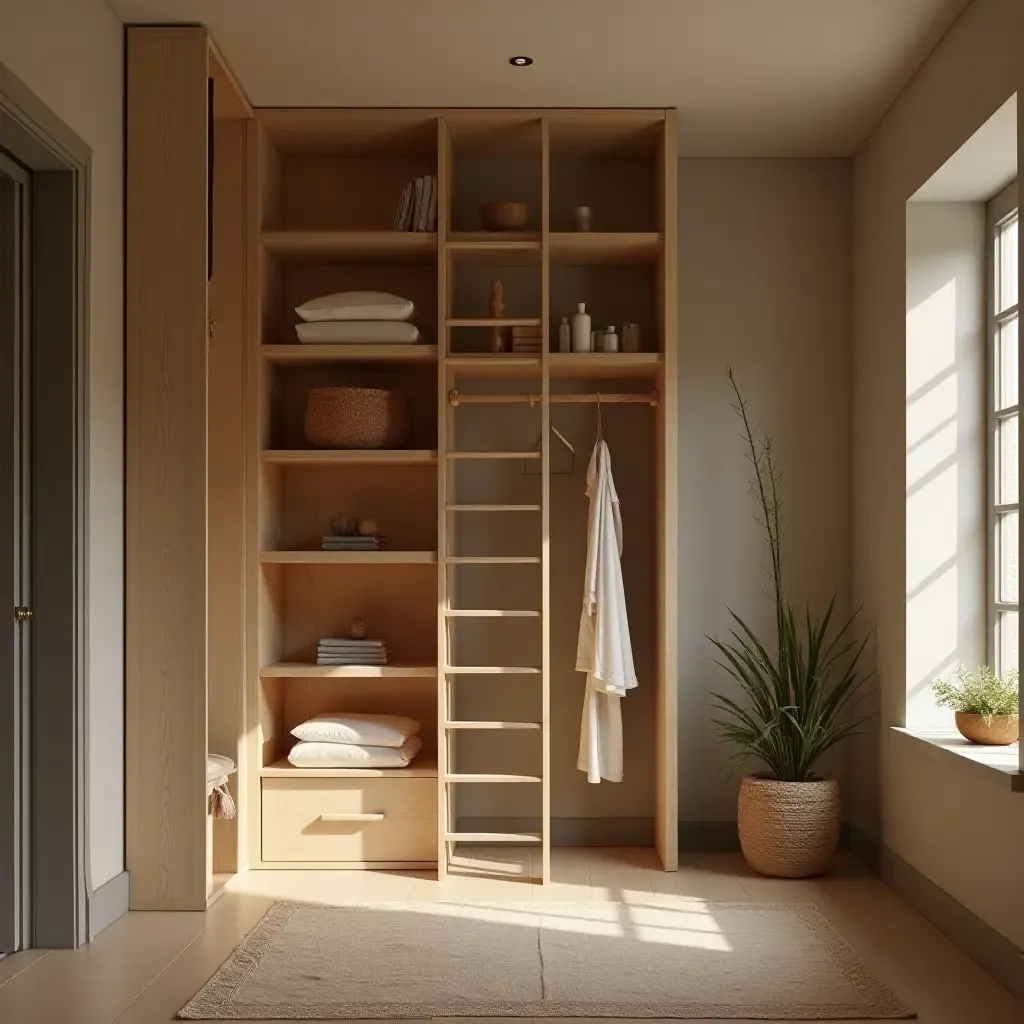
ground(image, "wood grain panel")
xmin=125 ymin=26 xmax=210 ymax=911
xmin=208 ymin=116 xmax=250 ymax=878
xmin=655 ymin=110 xmax=679 ymax=871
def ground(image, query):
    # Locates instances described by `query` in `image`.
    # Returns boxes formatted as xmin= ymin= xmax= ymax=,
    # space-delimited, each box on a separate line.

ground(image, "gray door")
xmin=0 ymin=151 xmax=32 ymax=953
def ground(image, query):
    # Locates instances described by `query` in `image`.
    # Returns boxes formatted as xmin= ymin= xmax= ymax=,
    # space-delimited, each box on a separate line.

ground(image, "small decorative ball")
xmin=349 ymin=616 xmax=368 ymax=640
xmin=330 ymin=513 xmax=358 ymax=536
xmin=358 ymin=518 xmax=378 ymax=537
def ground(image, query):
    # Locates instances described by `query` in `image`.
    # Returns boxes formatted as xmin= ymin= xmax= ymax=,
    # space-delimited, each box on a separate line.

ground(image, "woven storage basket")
xmin=737 ymin=775 xmax=840 ymax=878
xmin=303 ymin=387 xmax=411 ymax=449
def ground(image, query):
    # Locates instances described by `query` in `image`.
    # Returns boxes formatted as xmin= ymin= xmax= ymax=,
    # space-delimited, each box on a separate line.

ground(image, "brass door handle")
xmin=13 ymin=606 xmax=33 ymax=623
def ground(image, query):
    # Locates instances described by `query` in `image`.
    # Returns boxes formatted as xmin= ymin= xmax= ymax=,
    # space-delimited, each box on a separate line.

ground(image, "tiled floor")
xmin=0 ymin=848 xmax=1020 ymax=1024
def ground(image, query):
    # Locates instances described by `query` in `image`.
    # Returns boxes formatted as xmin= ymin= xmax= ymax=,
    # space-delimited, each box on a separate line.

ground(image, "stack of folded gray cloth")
xmin=316 ymin=638 xmax=388 ymax=666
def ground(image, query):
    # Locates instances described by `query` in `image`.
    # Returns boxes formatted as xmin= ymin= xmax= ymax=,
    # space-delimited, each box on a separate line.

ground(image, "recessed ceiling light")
xmin=509 ymin=56 xmax=533 ymax=67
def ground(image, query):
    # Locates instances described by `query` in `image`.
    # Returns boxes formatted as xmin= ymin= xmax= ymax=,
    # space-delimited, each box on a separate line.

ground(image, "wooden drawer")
xmin=262 ymin=777 xmax=437 ymax=863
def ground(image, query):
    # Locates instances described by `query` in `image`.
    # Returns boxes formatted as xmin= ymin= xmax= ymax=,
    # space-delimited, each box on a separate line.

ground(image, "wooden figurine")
xmin=489 ymin=278 xmax=507 ymax=353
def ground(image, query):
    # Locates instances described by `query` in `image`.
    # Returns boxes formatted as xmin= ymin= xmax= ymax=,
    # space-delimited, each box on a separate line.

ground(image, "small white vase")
xmin=571 ymin=303 xmax=592 ymax=352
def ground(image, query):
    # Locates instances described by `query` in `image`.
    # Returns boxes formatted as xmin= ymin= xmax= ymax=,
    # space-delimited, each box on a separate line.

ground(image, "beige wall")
xmin=0 ymin=0 xmax=125 ymax=889
xmin=852 ymin=0 xmax=1023 ymax=945
xmin=677 ymin=158 xmax=853 ymax=821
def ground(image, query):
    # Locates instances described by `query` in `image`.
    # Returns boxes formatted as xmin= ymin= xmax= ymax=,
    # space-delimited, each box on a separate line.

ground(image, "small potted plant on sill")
xmin=932 ymin=665 xmax=1019 ymax=745
xmin=708 ymin=369 xmax=874 ymax=879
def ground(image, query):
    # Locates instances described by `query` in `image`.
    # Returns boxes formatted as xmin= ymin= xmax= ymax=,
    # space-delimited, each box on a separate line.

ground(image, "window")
xmin=989 ymin=183 xmax=1019 ymax=677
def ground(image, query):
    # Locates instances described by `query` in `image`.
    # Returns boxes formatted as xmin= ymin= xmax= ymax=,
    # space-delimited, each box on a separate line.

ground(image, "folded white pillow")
xmin=295 ymin=320 xmax=421 ymax=344
xmin=287 ymin=735 xmax=423 ymax=769
xmin=295 ymin=291 xmax=414 ymax=323
xmin=207 ymin=753 xmax=236 ymax=785
xmin=291 ymin=712 xmax=421 ymax=748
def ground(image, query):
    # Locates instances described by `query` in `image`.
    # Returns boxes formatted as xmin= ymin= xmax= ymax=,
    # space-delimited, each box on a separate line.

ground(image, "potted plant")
xmin=933 ymin=665 xmax=1019 ymax=745
xmin=709 ymin=370 xmax=873 ymax=879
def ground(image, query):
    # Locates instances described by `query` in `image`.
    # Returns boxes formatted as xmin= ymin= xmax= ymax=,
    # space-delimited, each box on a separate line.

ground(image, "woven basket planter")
xmin=737 ymin=775 xmax=840 ymax=878
xmin=954 ymin=712 xmax=1019 ymax=745
xmin=303 ymin=387 xmax=411 ymax=449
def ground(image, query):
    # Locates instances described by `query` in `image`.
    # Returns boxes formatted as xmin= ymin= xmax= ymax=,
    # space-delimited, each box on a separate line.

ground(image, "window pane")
xmin=996 ymin=314 xmax=1018 ymax=409
xmin=999 ymin=215 xmax=1018 ymax=312
xmin=997 ymin=510 xmax=1019 ymax=603
xmin=997 ymin=610 xmax=1019 ymax=679
xmin=997 ymin=413 xmax=1019 ymax=504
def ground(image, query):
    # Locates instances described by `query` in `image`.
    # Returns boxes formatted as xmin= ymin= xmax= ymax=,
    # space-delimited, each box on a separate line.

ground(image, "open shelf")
xmin=447 ymin=232 xmax=541 ymax=264
xmin=260 ymin=551 xmax=438 ymax=565
xmin=262 ymin=230 xmax=437 ymax=263
xmin=549 ymin=353 xmax=662 ymax=378
xmin=261 ymin=449 xmax=438 ymax=466
xmin=446 ymin=355 xmax=542 ymax=377
xmin=261 ymin=756 xmax=438 ymax=779
xmin=261 ymin=344 xmax=438 ymax=365
xmin=261 ymin=663 xmax=437 ymax=679
xmin=549 ymin=232 xmax=661 ymax=264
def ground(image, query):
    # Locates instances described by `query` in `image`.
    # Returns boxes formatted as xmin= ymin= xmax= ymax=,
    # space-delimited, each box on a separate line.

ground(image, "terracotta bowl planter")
xmin=737 ymin=775 xmax=840 ymax=879
xmin=954 ymin=712 xmax=1019 ymax=745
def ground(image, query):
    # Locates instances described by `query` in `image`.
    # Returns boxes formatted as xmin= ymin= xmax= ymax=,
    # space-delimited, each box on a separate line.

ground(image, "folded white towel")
xmin=287 ymin=735 xmax=423 ymax=769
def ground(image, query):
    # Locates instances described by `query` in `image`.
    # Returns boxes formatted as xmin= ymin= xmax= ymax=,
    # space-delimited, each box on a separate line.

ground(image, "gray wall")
xmin=0 ymin=0 xmax=125 ymax=890
xmin=852 ymin=0 xmax=1024 ymax=948
xmin=677 ymin=158 xmax=853 ymax=822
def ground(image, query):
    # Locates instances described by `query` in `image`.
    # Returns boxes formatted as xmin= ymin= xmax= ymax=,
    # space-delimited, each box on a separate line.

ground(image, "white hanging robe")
xmin=575 ymin=439 xmax=637 ymax=783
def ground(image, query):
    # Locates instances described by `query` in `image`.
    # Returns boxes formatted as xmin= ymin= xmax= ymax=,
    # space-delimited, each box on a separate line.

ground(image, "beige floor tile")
xmin=19 ymin=910 xmax=208 ymax=984
xmin=458 ymin=875 xmax=535 ymax=902
xmin=530 ymin=880 xmax=595 ymax=901
xmin=0 ymin=947 xmax=50 ymax=986
xmin=0 ymin=977 xmax=140 ymax=1024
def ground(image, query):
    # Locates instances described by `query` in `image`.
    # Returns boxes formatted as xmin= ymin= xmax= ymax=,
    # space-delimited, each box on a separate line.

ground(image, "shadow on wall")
xmin=904 ymin=202 xmax=986 ymax=731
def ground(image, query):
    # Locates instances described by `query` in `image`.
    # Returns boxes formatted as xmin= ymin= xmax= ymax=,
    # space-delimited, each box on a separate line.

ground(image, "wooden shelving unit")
xmin=129 ymin=90 xmax=677 ymax=891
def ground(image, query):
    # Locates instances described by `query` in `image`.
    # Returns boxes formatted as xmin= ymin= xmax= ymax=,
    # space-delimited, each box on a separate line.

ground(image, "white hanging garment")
xmin=575 ymin=438 xmax=637 ymax=783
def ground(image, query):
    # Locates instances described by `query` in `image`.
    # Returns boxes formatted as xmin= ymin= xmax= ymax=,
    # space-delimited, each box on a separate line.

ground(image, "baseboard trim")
xmin=876 ymin=846 xmax=1024 ymax=1003
xmin=87 ymin=871 xmax=129 ymax=940
xmin=457 ymin=817 xmax=653 ymax=846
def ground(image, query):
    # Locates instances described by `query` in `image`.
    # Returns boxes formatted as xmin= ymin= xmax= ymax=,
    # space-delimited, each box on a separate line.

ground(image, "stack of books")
xmin=321 ymin=534 xmax=385 ymax=552
xmin=511 ymin=325 xmax=543 ymax=354
xmin=316 ymin=638 xmax=389 ymax=666
xmin=393 ymin=175 xmax=437 ymax=232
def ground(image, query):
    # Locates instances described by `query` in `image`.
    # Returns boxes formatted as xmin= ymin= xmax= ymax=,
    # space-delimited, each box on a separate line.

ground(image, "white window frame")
xmin=986 ymin=179 xmax=1019 ymax=678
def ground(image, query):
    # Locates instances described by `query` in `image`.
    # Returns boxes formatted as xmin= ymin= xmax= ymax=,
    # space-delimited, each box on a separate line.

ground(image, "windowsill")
xmin=892 ymin=727 xmax=1023 ymax=791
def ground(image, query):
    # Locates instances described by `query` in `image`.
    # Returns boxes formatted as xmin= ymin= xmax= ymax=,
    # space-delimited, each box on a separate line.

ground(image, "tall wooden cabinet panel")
xmin=126 ymin=27 xmax=252 ymax=910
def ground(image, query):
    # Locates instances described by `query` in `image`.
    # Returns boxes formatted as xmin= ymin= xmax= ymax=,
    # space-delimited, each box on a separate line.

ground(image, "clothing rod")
xmin=448 ymin=390 xmax=659 ymax=407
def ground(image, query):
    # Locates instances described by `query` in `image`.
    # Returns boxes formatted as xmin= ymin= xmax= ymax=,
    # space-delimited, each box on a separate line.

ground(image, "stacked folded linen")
xmin=321 ymin=534 xmax=385 ymax=551
xmin=287 ymin=713 xmax=423 ymax=769
xmin=294 ymin=291 xmax=422 ymax=345
xmin=316 ymin=637 xmax=388 ymax=665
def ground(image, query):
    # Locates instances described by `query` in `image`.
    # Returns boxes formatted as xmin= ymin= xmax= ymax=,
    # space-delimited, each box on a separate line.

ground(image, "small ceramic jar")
xmin=572 ymin=206 xmax=593 ymax=232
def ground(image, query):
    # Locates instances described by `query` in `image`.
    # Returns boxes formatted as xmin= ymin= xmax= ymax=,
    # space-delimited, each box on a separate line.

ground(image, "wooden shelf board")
xmin=262 ymin=230 xmax=437 ymax=263
xmin=261 ymin=663 xmax=437 ymax=679
xmin=444 ymin=721 xmax=542 ymax=730
xmin=447 ymin=233 xmax=541 ymax=264
xmin=549 ymin=352 xmax=663 ymax=379
xmin=446 ymin=318 xmax=542 ymax=329
xmin=261 ymin=449 xmax=438 ymax=466
xmin=446 ymin=355 xmax=543 ymax=378
xmin=446 ymin=666 xmax=542 ymax=675
xmin=549 ymin=232 xmax=662 ymax=264
xmin=260 ymin=550 xmax=437 ymax=565
xmin=445 ymin=556 xmax=541 ymax=564
xmin=261 ymin=344 xmax=438 ymax=365
xmin=445 ymin=504 xmax=542 ymax=512
xmin=445 ymin=773 xmax=542 ymax=783
xmin=446 ymin=451 xmax=540 ymax=460
xmin=444 ymin=609 xmax=540 ymax=617
xmin=262 ymin=756 xmax=439 ymax=779
xmin=445 ymin=832 xmax=542 ymax=843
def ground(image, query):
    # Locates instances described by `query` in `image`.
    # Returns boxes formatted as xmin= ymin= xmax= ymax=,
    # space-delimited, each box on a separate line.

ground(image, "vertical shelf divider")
xmin=540 ymin=118 xmax=552 ymax=886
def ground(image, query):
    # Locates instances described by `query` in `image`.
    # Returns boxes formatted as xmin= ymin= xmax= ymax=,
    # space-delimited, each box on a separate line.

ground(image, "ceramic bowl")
xmin=480 ymin=201 xmax=529 ymax=231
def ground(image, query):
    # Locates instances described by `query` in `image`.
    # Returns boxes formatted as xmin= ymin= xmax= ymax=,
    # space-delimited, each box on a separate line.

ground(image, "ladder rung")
xmin=444 ymin=721 xmax=542 ymax=730
xmin=446 ymin=451 xmax=540 ymax=460
xmin=446 ymin=666 xmax=542 ymax=674
xmin=445 ymin=504 xmax=542 ymax=512
xmin=444 ymin=609 xmax=540 ymax=618
xmin=445 ymin=832 xmax=542 ymax=843
xmin=445 ymin=773 xmax=542 ymax=783
xmin=445 ymin=556 xmax=540 ymax=564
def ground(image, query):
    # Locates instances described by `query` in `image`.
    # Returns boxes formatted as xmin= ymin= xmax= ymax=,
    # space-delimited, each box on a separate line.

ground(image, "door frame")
xmin=0 ymin=60 xmax=91 ymax=949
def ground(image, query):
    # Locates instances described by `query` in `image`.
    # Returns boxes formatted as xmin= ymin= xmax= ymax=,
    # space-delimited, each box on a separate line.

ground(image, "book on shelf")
xmin=425 ymin=175 xmax=437 ymax=232
xmin=392 ymin=175 xmax=437 ymax=233
xmin=416 ymin=176 xmax=432 ymax=232
xmin=392 ymin=181 xmax=413 ymax=232
xmin=511 ymin=325 xmax=542 ymax=338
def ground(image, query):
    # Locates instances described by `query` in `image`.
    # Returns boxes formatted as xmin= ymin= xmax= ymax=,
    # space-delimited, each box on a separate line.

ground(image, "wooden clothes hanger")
xmin=523 ymin=422 xmax=576 ymax=476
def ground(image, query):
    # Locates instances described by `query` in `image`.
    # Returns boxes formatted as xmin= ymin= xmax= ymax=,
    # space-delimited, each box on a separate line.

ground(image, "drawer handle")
xmin=319 ymin=812 xmax=385 ymax=824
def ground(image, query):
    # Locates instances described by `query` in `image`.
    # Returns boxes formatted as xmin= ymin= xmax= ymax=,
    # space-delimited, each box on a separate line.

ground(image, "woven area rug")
xmin=178 ymin=900 xmax=914 ymax=1020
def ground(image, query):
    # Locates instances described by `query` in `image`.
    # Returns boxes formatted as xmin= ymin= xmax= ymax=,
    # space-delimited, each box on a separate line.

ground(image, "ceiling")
xmin=107 ymin=0 xmax=972 ymax=156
